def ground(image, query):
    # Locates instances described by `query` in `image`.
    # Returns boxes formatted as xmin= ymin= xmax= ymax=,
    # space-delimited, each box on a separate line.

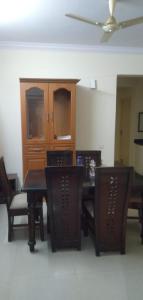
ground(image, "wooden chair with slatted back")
xmin=128 ymin=170 xmax=143 ymax=243
xmin=45 ymin=166 xmax=83 ymax=252
xmin=47 ymin=150 xmax=73 ymax=166
xmin=0 ymin=157 xmax=44 ymax=242
xmin=83 ymin=166 xmax=133 ymax=256
xmin=128 ymin=191 xmax=143 ymax=243
xmin=46 ymin=150 xmax=73 ymax=232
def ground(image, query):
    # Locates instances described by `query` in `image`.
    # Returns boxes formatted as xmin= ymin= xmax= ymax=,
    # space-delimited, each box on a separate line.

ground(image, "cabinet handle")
xmin=51 ymin=112 xmax=54 ymax=122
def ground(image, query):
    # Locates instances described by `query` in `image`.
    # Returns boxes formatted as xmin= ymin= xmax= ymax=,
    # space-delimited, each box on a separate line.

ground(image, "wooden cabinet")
xmin=20 ymin=78 xmax=79 ymax=177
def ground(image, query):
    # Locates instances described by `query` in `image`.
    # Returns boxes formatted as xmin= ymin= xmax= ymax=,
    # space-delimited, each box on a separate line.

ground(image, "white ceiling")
xmin=0 ymin=0 xmax=143 ymax=50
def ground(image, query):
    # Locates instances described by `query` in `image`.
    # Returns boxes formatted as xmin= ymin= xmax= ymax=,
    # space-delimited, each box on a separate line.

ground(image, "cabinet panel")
xmin=24 ymin=157 xmax=46 ymax=177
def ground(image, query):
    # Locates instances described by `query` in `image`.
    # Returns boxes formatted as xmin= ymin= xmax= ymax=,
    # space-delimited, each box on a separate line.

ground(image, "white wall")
xmin=1 ymin=48 xmax=143 ymax=183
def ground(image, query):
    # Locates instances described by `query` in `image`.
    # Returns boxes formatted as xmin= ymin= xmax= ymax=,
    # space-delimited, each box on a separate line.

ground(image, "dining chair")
xmin=83 ymin=166 xmax=133 ymax=256
xmin=115 ymin=162 xmax=143 ymax=243
xmin=128 ymin=193 xmax=143 ymax=243
xmin=45 ymin=166 xmax=83 ymax=251
xmin=46 ymin=150 xmax=73 ymax=232
xmin=0 ymin=157 xmax=44 ymax=242
xmin=47 ymin=150 xmax=73 ymax=166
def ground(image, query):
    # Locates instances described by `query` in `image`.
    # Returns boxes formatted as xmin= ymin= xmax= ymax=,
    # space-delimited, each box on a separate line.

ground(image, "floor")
xmin=0 ymin=204 xmax=143 ymax=300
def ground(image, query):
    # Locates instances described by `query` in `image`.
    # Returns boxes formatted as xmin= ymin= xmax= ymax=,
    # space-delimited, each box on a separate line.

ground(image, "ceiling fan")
xmin=65 ymin=0 xmax=143 ymax=42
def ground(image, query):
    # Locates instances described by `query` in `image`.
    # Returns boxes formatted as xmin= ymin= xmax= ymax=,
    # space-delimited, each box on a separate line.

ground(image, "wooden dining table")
xmin=23 ymin=168 xmax=143 ymax=252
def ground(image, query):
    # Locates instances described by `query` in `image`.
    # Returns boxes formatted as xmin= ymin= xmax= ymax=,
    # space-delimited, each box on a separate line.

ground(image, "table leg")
xmin=27 ymin=192 xmax=36 ymax=252
xmin=139 ymin=207 xmax=143 ymax=244
xmin=140 ymin=193 xmax=143 ymax=244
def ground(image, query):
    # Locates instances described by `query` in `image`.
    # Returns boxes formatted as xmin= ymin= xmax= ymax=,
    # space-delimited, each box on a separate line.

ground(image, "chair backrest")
xmin=45 ymin=166 xmax=83 ymax=249
xmin=76 ymin=150 xmax=101 ymax=179
xmin=95 ymin=166 xmax=133 ymax=252
xmin=47 ymin=150 xmax=73 ymax=166
xmin=0 ymin=157 xmax=12 ymax=207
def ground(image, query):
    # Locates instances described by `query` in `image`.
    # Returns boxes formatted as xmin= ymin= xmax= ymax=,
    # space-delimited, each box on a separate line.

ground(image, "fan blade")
xmin=109 ymin=0 xmax=116 ymax=17
xmin=65 ymin=14 xmax=103 ymax=27
xmin=100 ymin=31 xmax=115 ymax=43
xmin=119 ymin=16 xmax=143 ymax=28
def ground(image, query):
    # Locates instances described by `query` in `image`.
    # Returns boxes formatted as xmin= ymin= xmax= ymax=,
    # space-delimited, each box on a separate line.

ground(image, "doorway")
xmin=115 ymin=94 xmax=131 ymax=165
xmin=115 ymin=75 xmax=143 ymax=167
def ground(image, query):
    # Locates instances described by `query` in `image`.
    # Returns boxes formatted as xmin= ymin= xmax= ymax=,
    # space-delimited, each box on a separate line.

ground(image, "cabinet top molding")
xmin=20 ymin=78 xmax=80 ymax=84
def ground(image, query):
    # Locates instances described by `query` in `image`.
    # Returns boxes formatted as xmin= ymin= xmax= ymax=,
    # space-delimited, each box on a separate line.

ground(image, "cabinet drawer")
xmin=49 ymin=145 xmax=74 ymax=151
xmin=24 ymin=144 xmax=46 ymax=156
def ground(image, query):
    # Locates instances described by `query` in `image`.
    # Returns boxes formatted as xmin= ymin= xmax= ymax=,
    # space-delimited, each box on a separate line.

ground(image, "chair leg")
xmin=94 ymin=235 xmax=100 ymax=256
xmin=8 ymin=215 xmax=13 ymax=242
xmin=139 ymin=208 xmax=143 ymax=244
xmin=47 ymin=204 xmax=50 ymax=234
xmin=47 ymin=215 xmax=50 ymax=234
xmin=77 ymin=240 xmax=81 ymax=251
xmin=51 ymin=240 xmax=56 ymax=252
xmin=49 ymin=217 xmax=56 ymax=252
xmin=140 ymin=224 xmax=143 ymax=245
xmin=120 ymin=249 xmax=126 ymax=255
xmin=95 ymin=249 xmax=100 ymax=257
xmin=95 ymin=242 xmax=100 ymax=256
xmin=82 ymin=211 xmax=89 ymax=237
xmin=39 ymin=208 xmax=44 ymax=241
xmin=120 ymin=235 xmax=126 ymax=254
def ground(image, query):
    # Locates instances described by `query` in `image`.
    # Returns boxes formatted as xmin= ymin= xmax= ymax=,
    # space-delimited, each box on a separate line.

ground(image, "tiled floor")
xmin=0 ymin=203 xmax=143 ymax=300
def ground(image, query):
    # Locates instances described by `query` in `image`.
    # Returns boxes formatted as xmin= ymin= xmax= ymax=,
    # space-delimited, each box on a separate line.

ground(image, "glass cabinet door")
xmin=53 ymin=88 xmax=71 ymax=141
xmin=26 ymin=87 xmax=44 ymax=140
xmin=49 ymin=84 xmax=75 ymax=143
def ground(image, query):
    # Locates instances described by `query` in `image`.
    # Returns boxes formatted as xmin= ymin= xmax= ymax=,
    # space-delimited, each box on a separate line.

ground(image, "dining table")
xmin=23 ymin=168 xmax=143 ymax=252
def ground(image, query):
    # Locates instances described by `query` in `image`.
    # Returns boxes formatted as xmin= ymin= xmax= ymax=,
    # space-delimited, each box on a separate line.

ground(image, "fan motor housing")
xmin=103 ymin=16 xmax=119 ymax=32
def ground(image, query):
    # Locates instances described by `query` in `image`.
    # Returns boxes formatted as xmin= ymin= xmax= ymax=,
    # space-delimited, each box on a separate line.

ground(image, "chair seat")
xmin=10 ymin=193 xmax=27 ymax=210
xmin=128 ymin=208 xmax=139 ymax=218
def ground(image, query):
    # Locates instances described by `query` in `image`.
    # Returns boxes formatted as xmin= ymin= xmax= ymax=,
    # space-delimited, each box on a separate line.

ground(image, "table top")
xmin=23 ymin=169 xmax=143 ymax=195
xmin=23 ymin=168 xmax=95 ymax=192
xmin=23 ymin=169 xmax=47 ymax=192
